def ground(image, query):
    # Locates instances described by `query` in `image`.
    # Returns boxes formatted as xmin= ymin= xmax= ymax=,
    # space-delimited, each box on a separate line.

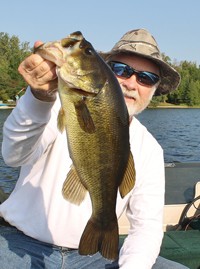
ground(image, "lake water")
xmin=136 ymin=108 xmax=200 ymax=163
xmin=0 ymin=108 xmax=200 ymax=195
xmin=0 ymin=109 xmax=20 ymax=195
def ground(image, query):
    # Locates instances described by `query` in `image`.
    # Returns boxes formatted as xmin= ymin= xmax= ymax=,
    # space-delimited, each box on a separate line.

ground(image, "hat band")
xmin=115 ymin=40 xmax=160 ymax=51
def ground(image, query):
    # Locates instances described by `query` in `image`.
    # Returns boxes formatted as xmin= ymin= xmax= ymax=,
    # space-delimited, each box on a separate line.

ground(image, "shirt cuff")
xmin=17 ymin=86 xmax=56 ymax=123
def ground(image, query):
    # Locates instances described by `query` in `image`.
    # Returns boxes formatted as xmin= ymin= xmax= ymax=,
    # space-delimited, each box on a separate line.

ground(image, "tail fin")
xmin=78 ymin=217 xmax=119 ymax=260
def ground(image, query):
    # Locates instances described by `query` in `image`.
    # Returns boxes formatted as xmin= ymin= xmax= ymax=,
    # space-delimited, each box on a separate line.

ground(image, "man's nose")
xmin=120 ymin=75 xmax=138 ymax=91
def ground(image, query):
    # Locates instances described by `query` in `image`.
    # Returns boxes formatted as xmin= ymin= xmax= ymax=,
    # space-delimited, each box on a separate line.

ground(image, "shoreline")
xmin=1 ymin=104 xmax=200 ymax=110
xmin=0 ymin=106 xmax=15 ymax=109
xmin=148 ymin=106 xmax=188 ymax=109
xmin=148 ymin=104 xmax=200 ymax=109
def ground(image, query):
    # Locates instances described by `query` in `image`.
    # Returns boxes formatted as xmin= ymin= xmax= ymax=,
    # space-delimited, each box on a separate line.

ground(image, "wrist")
xmin=31 ymin=88 xmax=57 ymax=102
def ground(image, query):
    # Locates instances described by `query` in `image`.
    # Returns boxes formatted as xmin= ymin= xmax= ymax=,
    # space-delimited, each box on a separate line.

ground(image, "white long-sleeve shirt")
xmin=0 ymin=87 xmax=165 ymax=268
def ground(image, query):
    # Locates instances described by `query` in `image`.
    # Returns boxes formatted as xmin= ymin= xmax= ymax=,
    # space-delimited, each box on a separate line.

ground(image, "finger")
xmin=18 ymin=55 xmax=56 ymax=83
xmin=33 ymin=60 xmax=56 ymax=79
xmin=18 ymin=54 xmax=45 ymax=74
xmin=18 ymin=40 xmax=58 ymax=94
xmin=45 ymin=77 xmax=58 ymax=91
xmin=18 ymin=59 xmax=56 ymax=90
xmin=35 ymin=64 xmax=57 ymax=83
xmin=28 ymin=65 xmax=57 ymax=91
xmin=34 ymin=41 xmax=43 ymax=48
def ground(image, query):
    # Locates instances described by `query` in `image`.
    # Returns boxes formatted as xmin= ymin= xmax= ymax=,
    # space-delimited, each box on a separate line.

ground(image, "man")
xmin=0 ymin=29 xmax=188 ymax=268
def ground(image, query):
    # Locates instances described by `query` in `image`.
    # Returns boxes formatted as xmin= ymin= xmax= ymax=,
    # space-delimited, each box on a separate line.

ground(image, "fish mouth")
xmin=69 ymin=87 xmax=97 ymax=97
xmin=34 ymin=42 xmax=66 ymax=67
xmin=58 ymin=69 xmax=99 ymax=97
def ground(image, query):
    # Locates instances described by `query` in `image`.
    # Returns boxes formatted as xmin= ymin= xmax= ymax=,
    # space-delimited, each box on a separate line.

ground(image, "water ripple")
xmin=0 ymin=108 xmax=200 ymax=194
xmin=0 ymin=109 xmax=19 ymax=194
xmin=136 ymin=108 xmax=200 ymax=163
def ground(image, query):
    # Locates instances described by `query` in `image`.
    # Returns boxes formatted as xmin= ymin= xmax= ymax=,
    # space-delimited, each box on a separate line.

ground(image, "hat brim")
xmin=98 ymin=49 xmax=181 ymax=96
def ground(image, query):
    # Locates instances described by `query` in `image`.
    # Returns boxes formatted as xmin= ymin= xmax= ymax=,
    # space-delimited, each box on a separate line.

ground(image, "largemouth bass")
xmin=35 ymin=31 xmax=136 ymax=260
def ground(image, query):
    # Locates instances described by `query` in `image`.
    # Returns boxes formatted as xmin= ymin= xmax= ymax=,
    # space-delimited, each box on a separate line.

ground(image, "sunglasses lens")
xmin=137 ymin=72 xmax=159 ymax=86
xmin=111 ymin=63 xmax=131 ymax=78
xmin=109 ymin=62 xmax=159 ymax=86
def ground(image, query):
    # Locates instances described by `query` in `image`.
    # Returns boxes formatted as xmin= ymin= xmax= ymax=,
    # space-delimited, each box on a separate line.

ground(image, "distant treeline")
xmin=150 ymin=54 xmax=200 ymax=106
xmin=0 ymin=32 xmax=32 ymax=102
xmin=0 ymin=32 xmax=200 ymax=106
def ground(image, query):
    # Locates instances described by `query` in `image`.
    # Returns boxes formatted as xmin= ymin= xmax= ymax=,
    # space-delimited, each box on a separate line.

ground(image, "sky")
xmin=1 ymin=0 xmax=200 ymax=66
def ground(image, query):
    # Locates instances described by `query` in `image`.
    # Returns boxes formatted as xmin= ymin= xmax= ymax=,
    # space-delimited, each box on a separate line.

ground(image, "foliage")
xmin=149 ymin=95 xmax=167 ymax=107
xmin=151 ymin=54 xmax=200 ymax=107
xmin=0 ymin=32 xmax=200 ymax=107
xmin=0 ymin=32 xmax=32 ymax=102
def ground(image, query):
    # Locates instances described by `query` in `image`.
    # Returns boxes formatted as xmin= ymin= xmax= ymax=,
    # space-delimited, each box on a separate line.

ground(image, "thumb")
xmin=34 ymin=41 xmax=43 ymax=49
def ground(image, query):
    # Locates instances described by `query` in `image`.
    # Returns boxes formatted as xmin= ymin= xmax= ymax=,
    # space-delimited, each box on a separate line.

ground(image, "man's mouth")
xmin=123 ymin=93 xmax=136 ymax=101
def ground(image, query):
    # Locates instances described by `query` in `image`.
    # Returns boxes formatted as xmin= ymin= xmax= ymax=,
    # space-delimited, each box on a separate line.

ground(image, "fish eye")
xmin=85 ymin=47 xmax=94 ymax=55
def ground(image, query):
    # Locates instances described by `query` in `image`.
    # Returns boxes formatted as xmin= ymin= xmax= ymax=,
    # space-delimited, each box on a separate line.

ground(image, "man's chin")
xmin=127 ymin=105 xmax=141 ymax=116
xmin=126 ymin=102 xmax=147 ymax=116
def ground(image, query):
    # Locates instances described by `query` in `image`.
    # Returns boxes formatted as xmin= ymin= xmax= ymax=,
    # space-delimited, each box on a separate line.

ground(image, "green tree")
xmin=0 ymin=32 xmax=32 ymax=101
xmin=0 ymin=89 xmax=9 ymax=102
xmin=166 ymin=60 xmax=200 ymax=106
xmin=161 ymin=53 xmax=172 ymax=66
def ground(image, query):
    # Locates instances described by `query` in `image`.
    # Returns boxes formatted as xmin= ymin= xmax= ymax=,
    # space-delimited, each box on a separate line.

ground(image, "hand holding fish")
xmin=18 ymin=41 xmax=58 ymax=102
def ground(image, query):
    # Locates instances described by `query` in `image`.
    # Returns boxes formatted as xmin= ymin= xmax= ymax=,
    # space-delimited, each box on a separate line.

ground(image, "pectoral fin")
xmin=57 ymin=107 xmax=66 ymax=133
xmin=119 ymin=151 xmax=136 ymax=198
xmin=62 ymin=164 xmax=87 ymax=205
xmin=74 ymin=100 xmax=95 ymax=134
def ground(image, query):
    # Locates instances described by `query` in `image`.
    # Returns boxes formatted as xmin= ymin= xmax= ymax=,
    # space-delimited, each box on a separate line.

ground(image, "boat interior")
xmin=118 ymin=162 xmax=200 ymax=269
xmin=119 ymin=162 xmax=200 ymax=233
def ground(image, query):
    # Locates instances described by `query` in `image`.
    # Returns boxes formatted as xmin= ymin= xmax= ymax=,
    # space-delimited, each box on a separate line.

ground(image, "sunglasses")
xmin=108 ymin=61 xmax=160 ymax=86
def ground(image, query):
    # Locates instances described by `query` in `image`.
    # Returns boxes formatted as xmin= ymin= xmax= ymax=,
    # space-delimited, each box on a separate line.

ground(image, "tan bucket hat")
xmin=99 ymin=29 xmax=180 ymax=96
